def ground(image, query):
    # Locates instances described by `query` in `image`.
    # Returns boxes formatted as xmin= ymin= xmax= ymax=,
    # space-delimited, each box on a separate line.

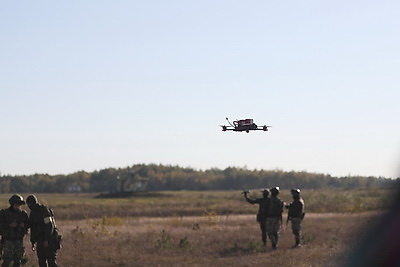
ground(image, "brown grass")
xmin=21 ymin=212 xmax=381 ymax=267
xmin=1 ymin=188 xmax=394 ymax=220
xmin=1 ymin=189 xmax=393 ymax=266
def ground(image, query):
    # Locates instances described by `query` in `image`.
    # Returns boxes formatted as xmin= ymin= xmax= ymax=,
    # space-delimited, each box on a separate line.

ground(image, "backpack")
xmin=48 ymin=208 xmax=62 ymax=250
xmin=40 ymin=205 xmax=62 ymax=250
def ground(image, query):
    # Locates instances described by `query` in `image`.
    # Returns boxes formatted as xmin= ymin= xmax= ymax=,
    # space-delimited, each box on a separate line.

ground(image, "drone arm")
xmin=225 ymin=117 xmax=235 ymax=127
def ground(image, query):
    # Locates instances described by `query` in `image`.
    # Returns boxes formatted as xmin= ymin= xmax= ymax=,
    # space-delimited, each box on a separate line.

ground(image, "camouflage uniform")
xmin=244 ymin=190 xmax=270 ymax=246
xmin=27 ymin=195 xmax=59 ymax=267
xmin=0 ymin=195 xmax=29 ymax=267
xmin=265 ymin=187 xmax=283 ymax=249
xmin=286 ymin=189 xmax=305 ymax=248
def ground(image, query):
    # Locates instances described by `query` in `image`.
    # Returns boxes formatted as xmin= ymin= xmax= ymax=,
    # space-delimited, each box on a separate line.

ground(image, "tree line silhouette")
xmin=0 ymin=164 xmax=398 ymax=193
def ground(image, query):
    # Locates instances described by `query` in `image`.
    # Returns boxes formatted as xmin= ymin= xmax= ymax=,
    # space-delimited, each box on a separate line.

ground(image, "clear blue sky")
xmin=1 ymin=1 xmax=399 ymax=178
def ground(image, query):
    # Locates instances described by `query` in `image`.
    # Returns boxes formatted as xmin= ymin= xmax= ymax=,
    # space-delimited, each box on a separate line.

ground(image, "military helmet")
xmin=261 ymin=188 xmax=270 ymax=196
xmin=291 ymin=188 xmax=301 ymax=198
xmin=291 ymin=188 xmax=300 ymax=194
xmin=26 ymin=195 xmax=38 ymax=205
xmin=270 ymin=187 xmax=280 ymax=196
xmin=9 ymin=194 xmax=26 ymax=205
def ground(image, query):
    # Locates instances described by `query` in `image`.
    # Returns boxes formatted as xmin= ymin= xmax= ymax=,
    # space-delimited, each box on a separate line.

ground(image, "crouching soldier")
xmin=26 ymin=195 xmax=61 ymax=267
xmin=0 ymin=194 xmax=29 ymax=267
xmin=285 ymin=188 xmax=305 ymax=248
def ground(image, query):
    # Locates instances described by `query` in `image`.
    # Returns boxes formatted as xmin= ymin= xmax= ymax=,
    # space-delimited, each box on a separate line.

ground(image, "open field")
xmin=0 ymin=188 xmax=394 ymax=220
xmin=28 ymin=212 xmax=381 ymax=267
xmin=0 ymin=189 xmax=397 ymax=266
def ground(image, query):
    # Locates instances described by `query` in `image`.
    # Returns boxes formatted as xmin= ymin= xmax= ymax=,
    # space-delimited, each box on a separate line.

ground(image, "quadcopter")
xmin=221 ymin=118 xmax=271 ymax=133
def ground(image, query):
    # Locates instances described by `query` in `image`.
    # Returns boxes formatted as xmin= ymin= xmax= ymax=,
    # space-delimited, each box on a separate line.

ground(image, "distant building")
xmin=116 ymin=170 xmax=149 ymax=192
xmin=67 ymin=184 xmax=82 ymax=193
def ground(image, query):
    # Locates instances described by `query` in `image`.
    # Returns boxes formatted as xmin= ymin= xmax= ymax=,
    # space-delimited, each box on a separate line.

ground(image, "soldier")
xmin=0 ymin=209 xmax=4 ymax=261
xmin=0 ymin=194 xmax=29 ymax=267
xmin=285 ymin=188 xmax=305 ymax=248
xmin=266 ymin=187 xmax=284 ymax=249
xmin=26 ymin=195 xmax=60 ymax=267
xmin=243 ymin=189 xmax=270 ymax=248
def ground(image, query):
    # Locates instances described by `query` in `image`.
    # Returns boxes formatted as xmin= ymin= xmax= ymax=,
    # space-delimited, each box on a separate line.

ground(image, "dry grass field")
xmin=0 ymin=189 xmax=396 ymax=267
xmin=48 ymin=212 xmax=379 ymax=267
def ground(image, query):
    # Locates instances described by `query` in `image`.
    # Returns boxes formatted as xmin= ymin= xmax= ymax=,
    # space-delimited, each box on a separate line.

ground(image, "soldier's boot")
xmin=273 ymin=233 xmax=279 ymax=249
xmin=271 ymin=235 xmax=277 ymax=249
xmin=268 ymin=233 xmax=276 ymax=249
xmin=262 ymin=242 xmax=267 ymax=252
xmin=48 ymin=259 xmax=58 ymax=267
xmin=12 ymin=259 xmax=21 ymax=267
xmin=262 ymin=234 xmax=267 ymax=250
xmin=292 ymin=236 xmax=301 ymax=248
xmin=39 ymin=258 xmax=48 ymax=267
xmin=261 ymin=235 xmax=267 ymax=246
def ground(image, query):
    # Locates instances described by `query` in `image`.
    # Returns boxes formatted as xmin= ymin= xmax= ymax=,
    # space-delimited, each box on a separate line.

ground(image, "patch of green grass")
xmin=156 ymin=230 xmax=172 ymax=249
xmin=178 ymin=236 xmax=190 ymax=249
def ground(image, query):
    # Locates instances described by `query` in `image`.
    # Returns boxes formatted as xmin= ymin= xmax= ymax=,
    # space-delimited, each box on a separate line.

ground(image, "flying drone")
xmin=220 ymin=118 xmax=271 ymax=133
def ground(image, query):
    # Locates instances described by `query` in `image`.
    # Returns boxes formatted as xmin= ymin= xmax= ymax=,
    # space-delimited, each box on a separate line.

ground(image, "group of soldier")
xmin=0 ymin=194 xmax=60 ymax=267
xmin=244 ymin=187 xmax=305 ymax=250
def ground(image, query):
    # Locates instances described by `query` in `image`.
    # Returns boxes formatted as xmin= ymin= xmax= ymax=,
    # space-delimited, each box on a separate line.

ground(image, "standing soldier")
xmin=286 ymin=188 xmax=305 ymax=248
xmin=26 ymin=195 xmax=60 ymax=267
xmin=243 ymin=189 xmax=270 ymax=249
xmin=0 ymin=208 xmax=5 ymax=261
xmin=266 ymin=187 xmax=284 ymax=249
xmin=0 ymin=194 xmax=29 ymax=267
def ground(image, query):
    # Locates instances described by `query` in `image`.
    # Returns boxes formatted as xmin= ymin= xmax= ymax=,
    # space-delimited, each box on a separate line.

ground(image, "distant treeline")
xmin=0 ymin=164 xmax=398 ymax=193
